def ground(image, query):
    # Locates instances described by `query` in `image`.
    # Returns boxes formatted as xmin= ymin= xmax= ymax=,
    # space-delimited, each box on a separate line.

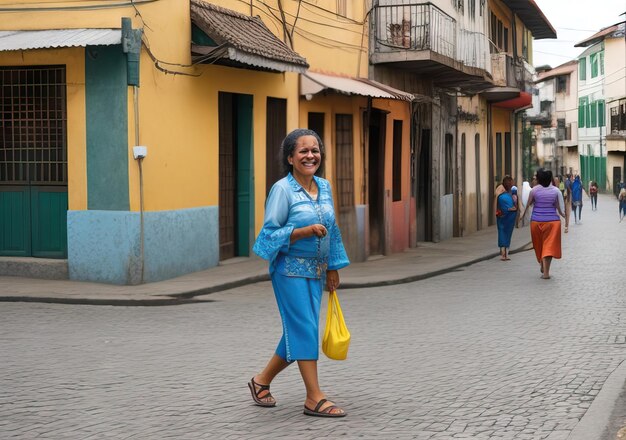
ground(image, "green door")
xmin=0 ymin=187 xmax=31 ymax=257
xmin=0 ymin=65 xmax=68 ymax=259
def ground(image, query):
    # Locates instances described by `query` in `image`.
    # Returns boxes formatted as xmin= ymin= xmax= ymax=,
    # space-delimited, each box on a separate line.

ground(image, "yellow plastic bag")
xmin=322 ymin=290 xmax=351 ymax=360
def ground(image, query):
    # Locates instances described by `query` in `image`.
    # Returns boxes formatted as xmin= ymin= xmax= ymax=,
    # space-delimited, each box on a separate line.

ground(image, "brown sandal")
xmin=247 ymin=377 xmax=276 ymax=407
xmin=303 ymin=398 xmax=346 ymax=418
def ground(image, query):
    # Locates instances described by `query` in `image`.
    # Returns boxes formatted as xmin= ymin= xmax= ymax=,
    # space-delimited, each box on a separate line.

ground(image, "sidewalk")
xmin=0 ymin=224 xmax=532 ymax=306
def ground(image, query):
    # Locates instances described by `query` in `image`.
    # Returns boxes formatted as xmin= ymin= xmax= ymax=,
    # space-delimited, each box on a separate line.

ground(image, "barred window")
xmin=0 ymin=66 xmax=67 ymax=185
xmin=335 ymin=114 xmax=354 ymax=208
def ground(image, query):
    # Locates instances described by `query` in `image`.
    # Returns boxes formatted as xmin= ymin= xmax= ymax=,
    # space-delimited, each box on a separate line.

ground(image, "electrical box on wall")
xmin=133 ymin=146 xmax=147 ymax=159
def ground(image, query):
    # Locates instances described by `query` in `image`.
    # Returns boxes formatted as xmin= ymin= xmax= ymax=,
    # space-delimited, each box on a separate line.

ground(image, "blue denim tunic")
xmin=253 ymin=173 xmax=350 ymax=361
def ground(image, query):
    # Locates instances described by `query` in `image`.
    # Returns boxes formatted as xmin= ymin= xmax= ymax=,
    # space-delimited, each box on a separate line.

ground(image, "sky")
xmin=532 ymin=0 xmax=625 ymax=68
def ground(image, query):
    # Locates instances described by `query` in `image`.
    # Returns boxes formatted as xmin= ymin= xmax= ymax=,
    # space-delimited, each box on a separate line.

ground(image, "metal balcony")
xmin=371 ymin=2 xmax=492 ymax=92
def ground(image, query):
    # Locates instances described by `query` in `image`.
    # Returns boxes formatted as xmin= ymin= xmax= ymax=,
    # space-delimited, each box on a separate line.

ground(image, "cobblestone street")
xmin=2 ymin=197 xmax=625 ymax=439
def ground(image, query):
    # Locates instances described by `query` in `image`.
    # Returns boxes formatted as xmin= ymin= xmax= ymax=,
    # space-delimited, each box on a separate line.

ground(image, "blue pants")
xmin=271 ymin=274 xmax=324 ymax=362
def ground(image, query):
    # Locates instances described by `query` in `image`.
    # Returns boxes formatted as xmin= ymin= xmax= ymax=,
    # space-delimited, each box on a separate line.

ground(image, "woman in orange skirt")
xmin=526 ymin=168 xmax=565 ymax=279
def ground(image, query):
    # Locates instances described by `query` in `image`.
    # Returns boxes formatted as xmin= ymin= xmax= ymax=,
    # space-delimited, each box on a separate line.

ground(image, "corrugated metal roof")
xmin=0 ymin=29 xmax=121 ymax=51
xmin=190 ymin=0 xmax=308 ymax=73
xmin=301 ymin=71 xmax=415 ymax=101
xmin=575 ymin=22 xmax=625 ymax=48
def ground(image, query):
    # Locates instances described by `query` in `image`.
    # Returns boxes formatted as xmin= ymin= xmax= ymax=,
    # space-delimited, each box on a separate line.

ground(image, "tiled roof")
xmin=190 ymin=0 xmax=308 ymax=73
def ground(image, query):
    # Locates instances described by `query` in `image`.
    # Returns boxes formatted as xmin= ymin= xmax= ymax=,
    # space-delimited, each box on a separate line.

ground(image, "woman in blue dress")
xmin=495 ymin=175 xmax=517 ymax=261
xmin=248 ymin=129 xmax=350 ymax=418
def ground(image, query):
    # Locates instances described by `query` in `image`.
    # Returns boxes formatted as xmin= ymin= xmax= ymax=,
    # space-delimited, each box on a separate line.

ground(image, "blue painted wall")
xmin=68 ymin=206 xmax=219 ymax=285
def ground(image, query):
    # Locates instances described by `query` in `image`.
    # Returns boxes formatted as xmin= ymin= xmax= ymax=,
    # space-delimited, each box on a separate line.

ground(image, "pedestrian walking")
xmin=563 ymin=174 xmax=572 ymax=232
xmin=589 ymin=181 xmax=598 ymax=211
xmin=526 ymin=168 xmax=565 ymax=279
xmin=619 ymin=183 xmax=626 ymax=222
xmin=570 ymin=175 xmax=586 ymax=224
xmin=495 ymin=176 xmax=517 ymax=261
xmin=249 ymin=128 xmax=350 ymax=418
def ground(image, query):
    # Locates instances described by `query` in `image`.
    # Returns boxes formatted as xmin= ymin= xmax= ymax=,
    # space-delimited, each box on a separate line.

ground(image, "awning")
xmin=0 ymin=29 xmax=121 ymax=51
xmin=190 ymin=0 xmax=308 ymax=73
xmin=301 ymin=71 xmax=416 ymax=102
xmin=493 ymin=91 xmax=532 ymax=110
xmin=481 ymin=86 xmax=521 ymax=103
xmin=500 ymin=0 xmax=556 ymax=39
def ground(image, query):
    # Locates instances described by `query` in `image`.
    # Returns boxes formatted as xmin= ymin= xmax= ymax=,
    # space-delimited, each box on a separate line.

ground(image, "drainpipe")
xmin=122 ymin=17 xmax=144 ymax=284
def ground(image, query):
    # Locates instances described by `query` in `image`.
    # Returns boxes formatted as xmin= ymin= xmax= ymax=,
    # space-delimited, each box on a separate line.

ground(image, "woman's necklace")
xmin=296 ymin=176 xmax=315 ymax=194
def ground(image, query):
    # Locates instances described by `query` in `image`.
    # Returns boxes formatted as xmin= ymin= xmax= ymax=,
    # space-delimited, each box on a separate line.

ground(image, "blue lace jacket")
xmin=253 ymin=173 xmax=350 ymax=278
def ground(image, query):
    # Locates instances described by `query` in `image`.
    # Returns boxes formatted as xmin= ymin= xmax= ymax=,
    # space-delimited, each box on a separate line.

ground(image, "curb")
xmin=0 ymin=241 xmax=533 ymax=307
xmin=567 ymin=359 xmax=626 ymax=440
xmin=341 ymin=241 xmax=533 ymax=289
xmin=0 ymin=296 xmax=212 ymax=307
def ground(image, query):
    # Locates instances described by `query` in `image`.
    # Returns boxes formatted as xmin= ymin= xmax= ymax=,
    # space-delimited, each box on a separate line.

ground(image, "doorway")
xmin=416 ymin=128 xmax=432 ymax=241
xmin=368 ymin=109 xmax=386 ymax=255
xmin=218 ymin=92 xmax=253 ymax=261
xmin=0 ymin=66 xmax=68 ymax=258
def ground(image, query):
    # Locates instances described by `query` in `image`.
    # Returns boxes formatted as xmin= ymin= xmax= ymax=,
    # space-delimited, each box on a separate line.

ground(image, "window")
xmin=0 ymin=66 xmax=67 ymax=185
xmin=590 ymin=101 xmax=597 ymax=127
xmin=308 ymin=112 xmax=325 ymax=144
xmin=579 ymin=57 xmax=586 ymax=80
xmin=598 ymin=100 xmax=605 ymax=127
xmin=557 ymin=118 xmax=566 ymax=141
xmin=504 ymin=133 xmax=512 ymax=176
xmin=586 ymin=100 xmax=592 ymax=128
xmin=497 ymin=21 xmax=503 ymax=49
xmin=578 ymin=97 xmax=587 ymax=127
xmin=540 ymin=100 xmax=551 ymax=114
xmin=600 ymin=51 xmax=605 ymax=75
xmin=578 ymin=98 xmax=587 ymax=128
xmin=503 ymin=28 xmax=508 ymax=52
xmin=266 ymin=98 xmax=287 ymax=194
xmin=392 ymin=120 xmax=403 ymax=202
xmin=590 ymin=53 xmax=598 ymax=78
xmin=556 ymin=76 xmax=567 ymax=93
xmin=445 ymin=134 xmax=454 ymax=195
xmin=495 ymin=133 xmax=502 ymax=185
xmin=335 ymin=114 xmax=354 ymax=208
xmin=469 ymin=0 xmax=476 ymax=19
xmin=610 ymin=101 xmax=626 ymax=132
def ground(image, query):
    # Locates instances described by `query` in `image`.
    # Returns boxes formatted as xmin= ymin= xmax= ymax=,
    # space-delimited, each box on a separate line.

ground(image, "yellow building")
xmin=0 ymin=0 xmax=308 ymax=284
xmin=0 ymin=0 xmax=416 ymax=284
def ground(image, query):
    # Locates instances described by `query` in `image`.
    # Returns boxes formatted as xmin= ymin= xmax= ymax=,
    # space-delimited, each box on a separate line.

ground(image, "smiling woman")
xmin=248 ymin=128 xmax=350 ymax=418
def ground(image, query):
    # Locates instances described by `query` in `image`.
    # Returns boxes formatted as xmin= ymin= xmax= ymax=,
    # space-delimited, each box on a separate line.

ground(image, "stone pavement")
xmin=2 ymin=194 xmax=626 ymax=440
xmin=0 ymin=197 xmax=626 ymax=440
xmin=0 ymin=223 xmax=532 ymax=305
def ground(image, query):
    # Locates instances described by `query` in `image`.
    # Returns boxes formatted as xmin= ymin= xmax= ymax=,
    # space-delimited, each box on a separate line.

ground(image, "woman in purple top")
xmin=526 ymin=169 xmax=565 ymax=279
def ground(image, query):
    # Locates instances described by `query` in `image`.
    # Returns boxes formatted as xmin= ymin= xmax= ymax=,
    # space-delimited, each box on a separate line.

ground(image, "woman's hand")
xmin=309 ymin=224 xmax=328 ymax=238
xmin=290 ymin=224 xmax=327 ymax=243
xmin=326 ymin=269 xmax=339 ymax=291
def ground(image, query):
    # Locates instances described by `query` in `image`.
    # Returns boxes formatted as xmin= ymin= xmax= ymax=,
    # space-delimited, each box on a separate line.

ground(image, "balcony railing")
xmin=490 ymin=52 xmax=516 ymax=87
xmin=373 ymin=3 xmax=456 ymax=61
xmin=458 ymin=28 xmax=489 ymax=71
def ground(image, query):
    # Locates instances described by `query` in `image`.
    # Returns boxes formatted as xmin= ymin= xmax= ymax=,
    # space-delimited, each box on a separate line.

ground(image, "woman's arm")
xmin=290 ymin=224 xmax=326 ymax=243
xmin=556 ymin=190 xmax=565 ymax=218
